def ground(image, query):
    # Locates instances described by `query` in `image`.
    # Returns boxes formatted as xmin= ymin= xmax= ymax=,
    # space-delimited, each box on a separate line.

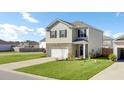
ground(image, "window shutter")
xmin=65 ymin=30 xmax=67 ymax=37
xmin=59 ymin=30 xmax=61 ymax=38
xmin=55 ymin=31 xmax=57 ymax=38
xmin=50 ymin=31 xmax=51 ymax=38
xmin=84 ymin=29 xmax=86 ymax=37
xmin=78 ymin=30 xmax=80 ymax=37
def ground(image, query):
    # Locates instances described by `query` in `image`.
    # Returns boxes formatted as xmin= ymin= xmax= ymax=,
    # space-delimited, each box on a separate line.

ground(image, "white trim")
xmin=73 ymin=41 xmax=88 ymax=44
xmin=46 ymin=19 xmax=73 ymax=30
xmin=83 ymin=43 xmax=86 ymax=59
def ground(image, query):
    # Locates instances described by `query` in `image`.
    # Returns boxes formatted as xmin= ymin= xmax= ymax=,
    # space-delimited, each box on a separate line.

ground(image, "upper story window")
xmin=59 ymin=30 xmax=67 ymax=38
xmin=50 ymin=31 xmax=57 ymax=38
xmin=78 ymin=29 xmax=87 ymax=38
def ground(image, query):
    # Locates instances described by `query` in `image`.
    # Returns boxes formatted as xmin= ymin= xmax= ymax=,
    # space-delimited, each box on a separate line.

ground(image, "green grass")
xmin=0 ymin=51 xmax=42 ymax=54
xmin=0 ymin=53 xmax=46 ymax=64
xmin=16 ymin=57 xmax=114 ymax=80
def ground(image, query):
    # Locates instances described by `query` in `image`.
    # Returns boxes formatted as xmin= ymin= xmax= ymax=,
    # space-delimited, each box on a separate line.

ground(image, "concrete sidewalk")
xmin=90 ymin=62 xmax=124 ymax=80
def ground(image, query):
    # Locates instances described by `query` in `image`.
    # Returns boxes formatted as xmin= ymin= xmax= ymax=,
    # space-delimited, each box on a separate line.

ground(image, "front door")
xmin=80 ymin=45 xmax=83 ymax=56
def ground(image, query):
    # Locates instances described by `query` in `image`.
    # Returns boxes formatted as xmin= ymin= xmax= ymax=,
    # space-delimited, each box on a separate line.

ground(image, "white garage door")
xmin=51 ymin=48 xmax=68 ymax=59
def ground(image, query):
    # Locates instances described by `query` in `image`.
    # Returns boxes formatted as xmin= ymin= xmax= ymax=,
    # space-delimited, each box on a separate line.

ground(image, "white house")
xmin=46 ymin=19 xmax=103 ymax=59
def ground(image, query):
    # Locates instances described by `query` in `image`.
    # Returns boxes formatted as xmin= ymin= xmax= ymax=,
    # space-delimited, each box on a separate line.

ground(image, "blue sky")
xmin=0 ymin=12 xmax=123 ymax=41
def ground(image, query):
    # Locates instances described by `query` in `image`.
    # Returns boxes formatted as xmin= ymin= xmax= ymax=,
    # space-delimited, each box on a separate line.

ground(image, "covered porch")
xmin=73 ymin=40 xmax=88 ymax=59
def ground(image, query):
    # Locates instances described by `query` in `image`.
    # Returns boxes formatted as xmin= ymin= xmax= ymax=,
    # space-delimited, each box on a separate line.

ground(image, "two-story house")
xmin=46 ymin=19 xmax=103 ymax=59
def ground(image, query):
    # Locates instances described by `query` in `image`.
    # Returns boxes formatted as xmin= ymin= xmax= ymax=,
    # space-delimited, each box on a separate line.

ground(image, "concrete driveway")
xmin=0 ymin=57 xmax=56 ymax=80
xmin=90 ymin=62 xmax=124 ymax=80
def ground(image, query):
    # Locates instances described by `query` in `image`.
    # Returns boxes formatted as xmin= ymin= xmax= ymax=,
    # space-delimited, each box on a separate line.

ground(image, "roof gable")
xmin=73 ymin=21 xmax=103 ymax=32
xmin=115 ymin=34 xmax=124 ymax=41
xmin=46 ymin=19 xmax=103 ymax=32
xmin=40 ymin=38 xmax=45 ymax=42
xmin=46 ymin=19 xmax=74 ymax=30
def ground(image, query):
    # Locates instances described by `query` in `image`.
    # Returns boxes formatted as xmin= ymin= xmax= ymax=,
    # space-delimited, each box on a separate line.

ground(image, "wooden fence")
xmin=102 ymin=48 xmax=113 ymax=56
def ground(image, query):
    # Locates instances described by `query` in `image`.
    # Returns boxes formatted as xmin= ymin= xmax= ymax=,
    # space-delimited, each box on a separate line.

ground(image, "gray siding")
xmin=88 ymin=28 xmax=103 ymax=54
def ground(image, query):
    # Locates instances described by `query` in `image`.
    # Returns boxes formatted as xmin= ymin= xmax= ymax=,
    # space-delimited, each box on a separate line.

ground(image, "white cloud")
xmin=104 ymin=30 xmax=112 ymax=37
xmin=21 ymin=12 xmax=39 ymax=23
xmin=113 ymin=32 xmax=124 ymax=38
xmin=103 ymin=30 xmax=124 ymax=39
xmin=0 ymin=24 xmax=34 ymax=41
xmin=36 ymin=27 xmax=46 ymax=36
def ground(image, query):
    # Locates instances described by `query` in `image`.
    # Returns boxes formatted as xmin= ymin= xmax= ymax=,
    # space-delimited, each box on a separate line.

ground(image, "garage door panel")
xmin=51 ymin=49 xmax=68 ymax=59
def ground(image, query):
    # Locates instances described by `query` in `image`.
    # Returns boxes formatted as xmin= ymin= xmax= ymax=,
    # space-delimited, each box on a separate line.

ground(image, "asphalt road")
xmin=0 ymin=70 xmax=42 ymax=80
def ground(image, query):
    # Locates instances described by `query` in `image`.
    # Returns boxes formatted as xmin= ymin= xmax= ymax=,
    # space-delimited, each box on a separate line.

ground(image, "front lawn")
xmin=0 ymin=53 xmax=46 ymax=64
xmin=16 ymin=58 xmax=114 ymax=80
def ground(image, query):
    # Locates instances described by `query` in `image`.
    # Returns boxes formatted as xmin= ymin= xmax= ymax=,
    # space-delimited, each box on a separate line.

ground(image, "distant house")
xmin=19 ymin=40 xmax=39 ymax=48
xmin=39 ymin=38 xmax=46 ymax=49
xmin=0 ymin=39 xmax=20 ymax=51
xmin=14 ymin=40 xmax=40 ymax=52
xmin=103 ymin=35 xmax=113 ymax=48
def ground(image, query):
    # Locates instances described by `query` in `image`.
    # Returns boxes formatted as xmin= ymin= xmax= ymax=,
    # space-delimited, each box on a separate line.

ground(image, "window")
xmin=50 ymin=31 xmax=57 ymax=38
xmin=59 ymin=30 xmax=67 ymax=38
xmin=78 ymin=29 xmax=87 ymax=37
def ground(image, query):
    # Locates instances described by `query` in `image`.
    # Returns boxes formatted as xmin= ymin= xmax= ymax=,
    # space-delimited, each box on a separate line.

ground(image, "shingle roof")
xmin=115 ymin=34 xmax=124 ymax=40
xmin=40 ymin=38 xmax=46 ymax=42
xmin=46 ymin=19 xmax=103 ymax=32
xmin=73 ymin=38 xmax=88 ymax=42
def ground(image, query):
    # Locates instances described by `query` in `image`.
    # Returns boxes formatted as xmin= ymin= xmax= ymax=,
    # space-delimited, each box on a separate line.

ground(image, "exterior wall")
xmin=72 ymin=44 xmax=80 ymax=57
xmin=102 ymin=48 xmax=113 ymax=56
xmin=103 ymin=40 xmax=113 ymax=48
xmin=0 ymin=44 xmax=12 ymax=51
xmin=88 ymin=28 xmax=103 ymax=55
xmin=46 ymin=43 xmax=73 ymax=56
xmin=46 ymin=22 xmax=72 ymax=43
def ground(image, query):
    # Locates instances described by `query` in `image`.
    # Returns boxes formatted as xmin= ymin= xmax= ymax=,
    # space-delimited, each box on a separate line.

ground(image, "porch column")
xmin=83 ymin=44 xmax=86 ymax=59
xmin=78 ymin=45 xmax=80 ymax=57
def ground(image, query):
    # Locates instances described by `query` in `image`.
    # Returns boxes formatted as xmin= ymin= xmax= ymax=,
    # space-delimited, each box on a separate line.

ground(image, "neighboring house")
xmin=19 ymin=40 xmax=39 ymax=48
xmin=14 ymin=40 xmax=40 ymax=52
xmin=103 ymin=35 xmax=113 ymax=48
xmin=113 ymin=35 xmax=124 ymax=60
xmin=39 ymin=38 xmax=46 ymax=48
xmin=46 ymin=19 xmax=103 ymax=59
xmin=0 ymin=39 xmax=20 ymax=51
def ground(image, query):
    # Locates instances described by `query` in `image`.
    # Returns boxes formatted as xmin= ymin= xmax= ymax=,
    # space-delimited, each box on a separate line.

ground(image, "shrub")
xmin=67 ymin=53 xmax=75 ymax=61
xmin=108 ymin=54 xmax=117 ymax=62
xmin=89 ymin=52 xmax=95 ymax=59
